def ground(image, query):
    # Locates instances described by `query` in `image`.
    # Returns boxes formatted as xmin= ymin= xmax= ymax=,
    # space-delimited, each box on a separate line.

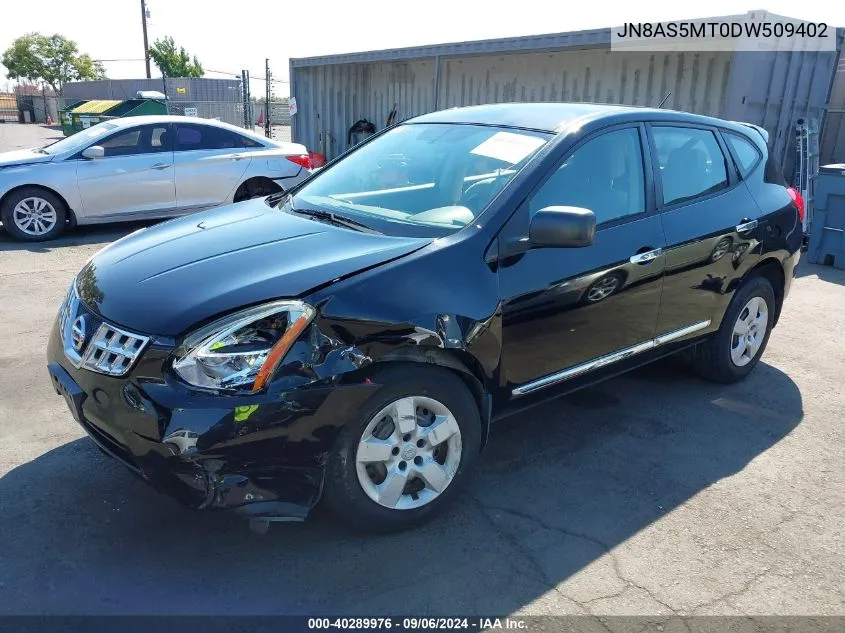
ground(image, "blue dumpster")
xmin=807 ymin=164 xmax=845 ymax=269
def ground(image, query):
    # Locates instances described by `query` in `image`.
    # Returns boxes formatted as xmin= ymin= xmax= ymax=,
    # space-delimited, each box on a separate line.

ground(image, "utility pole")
xmin=242 ymin=70 xmax=250 ymax=129
xmin=265 ymin=58 xmax=271 ymax=138
xmin=141 ymin=0 xmax=151 ymax=79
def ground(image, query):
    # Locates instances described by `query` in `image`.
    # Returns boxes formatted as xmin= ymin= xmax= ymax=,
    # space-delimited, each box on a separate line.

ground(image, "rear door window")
xmin=175 ymin=124 xmax=243 ymax=151
xmin=652 ymin=126 xmax=728 ymax=206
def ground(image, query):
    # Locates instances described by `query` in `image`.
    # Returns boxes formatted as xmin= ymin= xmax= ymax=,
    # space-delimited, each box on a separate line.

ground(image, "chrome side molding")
xmin=511 ymin=319 xmax=711 ymax=396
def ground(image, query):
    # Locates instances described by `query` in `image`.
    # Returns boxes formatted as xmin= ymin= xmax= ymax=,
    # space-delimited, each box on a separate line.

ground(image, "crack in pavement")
xmin=0 ymin=268 xmax=80 ymax=278
xmin=468 ymin=496 xmax=595 ymax=620
xmin=691 ymin=568 xmax=777 ymax=614
xmin=471 ymin=499 xmax=683 ymax=620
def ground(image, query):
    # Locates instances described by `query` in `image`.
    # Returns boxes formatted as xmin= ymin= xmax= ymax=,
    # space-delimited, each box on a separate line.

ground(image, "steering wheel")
xmin=461 ymin=177 xmax=501 ymax=214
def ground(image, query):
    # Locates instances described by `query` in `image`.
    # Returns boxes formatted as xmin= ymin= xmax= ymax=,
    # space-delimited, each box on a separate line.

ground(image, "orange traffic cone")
xmin=46 ymin=115 xmax=53 ymax=125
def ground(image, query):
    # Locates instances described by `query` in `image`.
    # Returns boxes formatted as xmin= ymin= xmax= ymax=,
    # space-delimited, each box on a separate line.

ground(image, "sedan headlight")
xmin=172 ymin=301 xmax=315 ymax=392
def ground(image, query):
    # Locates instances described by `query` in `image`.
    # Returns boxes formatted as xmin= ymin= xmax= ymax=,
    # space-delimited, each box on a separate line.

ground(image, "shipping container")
xmin=62 ymin=78 xmax=242 ymax=103
xmin=290 ymin=17 xmax=845 ymax=178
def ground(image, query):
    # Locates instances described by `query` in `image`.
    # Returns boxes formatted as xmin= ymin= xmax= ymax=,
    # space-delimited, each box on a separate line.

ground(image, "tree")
xmin=2 ymin=33 xmax=105 ymax=93
xmin=148 ymin=36 xmax=203 ymax=78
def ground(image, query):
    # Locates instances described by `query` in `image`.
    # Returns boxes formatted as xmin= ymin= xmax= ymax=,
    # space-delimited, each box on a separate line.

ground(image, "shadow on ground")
xmin=795 ymin=261 xmax=845 ymax=285
xmin=0 ymin=359 xmax=802 ymax=615
xmin=0 ymin=221 xmax=158 ymax=253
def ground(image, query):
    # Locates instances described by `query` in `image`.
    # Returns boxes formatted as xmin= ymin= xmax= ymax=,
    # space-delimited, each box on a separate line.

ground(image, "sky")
xmin=2 ymin=0 xmax=844 ymax=98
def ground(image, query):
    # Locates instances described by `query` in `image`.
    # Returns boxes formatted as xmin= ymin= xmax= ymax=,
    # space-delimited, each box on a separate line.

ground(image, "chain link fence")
xmin=165 ymin=100 xmax=246 ymax=127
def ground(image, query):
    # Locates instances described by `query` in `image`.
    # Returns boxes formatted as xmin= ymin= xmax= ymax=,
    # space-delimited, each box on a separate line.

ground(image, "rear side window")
xmin=240 ymin=135 xmax=262 ymax=147
xmin=723 ymin=132 xmax=762 ymax=178
xmin=529 ymin=127 xmax=646 ymax=224
xmin=652 ymin=126 xmax=728 ymax=206
xmin=175 ymin=124 xmax=243 ymax=151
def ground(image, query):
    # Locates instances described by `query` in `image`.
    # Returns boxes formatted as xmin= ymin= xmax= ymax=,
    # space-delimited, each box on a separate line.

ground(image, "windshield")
xmin=288 ymin=123 xmax=551 ymax=237
xmin=42 ymin=122 xmax=119 ymax=155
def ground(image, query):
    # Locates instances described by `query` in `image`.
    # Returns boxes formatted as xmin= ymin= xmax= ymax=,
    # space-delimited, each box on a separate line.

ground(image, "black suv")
xmin=47 ymin=103 xmax=803 ymax=532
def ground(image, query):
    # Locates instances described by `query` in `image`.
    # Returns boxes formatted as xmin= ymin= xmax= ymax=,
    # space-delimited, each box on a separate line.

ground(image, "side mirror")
xmin=81 ymin=146 xmax=104 ymax=159
xmin=529 ymin=206 xmax=596 ymax=248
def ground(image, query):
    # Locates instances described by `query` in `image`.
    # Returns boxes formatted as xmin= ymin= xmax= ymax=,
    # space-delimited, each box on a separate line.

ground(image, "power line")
xmin=89 ymin=63 xmax=290 ymax=83
xmin=205 ymin=68 xmax=289 ymax=83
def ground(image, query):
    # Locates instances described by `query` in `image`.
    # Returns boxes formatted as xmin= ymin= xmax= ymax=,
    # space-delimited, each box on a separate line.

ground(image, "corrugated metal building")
xmin=290 ymin=19 xmax=845 ymax=178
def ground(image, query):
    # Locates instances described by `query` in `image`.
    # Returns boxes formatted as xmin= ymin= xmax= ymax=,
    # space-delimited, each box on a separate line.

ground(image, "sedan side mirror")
xmin=81 ymin=146 xmax=105 ymax=159
xmin=529 ymin=206 xmax=596 ymax=248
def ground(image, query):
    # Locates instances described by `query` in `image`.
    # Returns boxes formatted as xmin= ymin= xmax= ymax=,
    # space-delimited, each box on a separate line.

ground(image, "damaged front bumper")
xmin=46 ymin=318 xmax=377 ymax=521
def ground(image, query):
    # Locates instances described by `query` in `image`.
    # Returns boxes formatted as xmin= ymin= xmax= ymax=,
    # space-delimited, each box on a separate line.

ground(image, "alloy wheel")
xmin=355 ymin=395 xmax=462 ymax=510
xmin=730 ymin=296 xmax=769 ymax=367
xmin=587 ymin=275 xmax=620 ymax=302
xmin=13 ymin=197 xmax=58 ymax=236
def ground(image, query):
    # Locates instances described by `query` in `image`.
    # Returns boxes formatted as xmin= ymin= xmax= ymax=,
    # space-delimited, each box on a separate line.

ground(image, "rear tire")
xmin=323 ymin=364 xmax=481 ymax=533
xmin=1 ymin=187 xmax=67 ymax=242
xmin=694 ymin=275 xmax=776 ymax=384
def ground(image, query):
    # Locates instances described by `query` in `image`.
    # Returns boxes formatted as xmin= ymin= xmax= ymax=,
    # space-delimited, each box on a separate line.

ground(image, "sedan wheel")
xmin=13 ymin=197 xmax=58 ymax=237
xmin=586 ymin=274 xmax=622 ymax=303
xmin=1 ymin=187 xmax=67 ymax=242
xmin=356 ymin=395 xmax=462 ymax=510
xmin=730 ymin=296 xmax=769 ymax=367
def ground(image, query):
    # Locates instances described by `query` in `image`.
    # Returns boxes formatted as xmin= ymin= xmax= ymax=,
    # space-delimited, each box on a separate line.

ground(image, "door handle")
xmin=630 ymin=248 xmax=662 ymax=265
xmin=230 ymin=154 xmax=246 ymax=161
xmin=151 ymin=163 xmax=171 ymax=170
xmin=736 ymin=219 xmax=758 ymax=233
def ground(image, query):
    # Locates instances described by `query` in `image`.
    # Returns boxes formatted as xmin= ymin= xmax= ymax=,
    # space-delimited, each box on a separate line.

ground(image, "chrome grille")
xmin=80 ymin=323 xmax=149 ymax=376
xmin=59 ymin=283 xmax=150 ymax=377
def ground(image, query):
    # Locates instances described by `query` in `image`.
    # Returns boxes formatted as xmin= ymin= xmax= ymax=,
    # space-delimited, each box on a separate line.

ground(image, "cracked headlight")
xmin=173 ymin=301 xmax=315 ymax=392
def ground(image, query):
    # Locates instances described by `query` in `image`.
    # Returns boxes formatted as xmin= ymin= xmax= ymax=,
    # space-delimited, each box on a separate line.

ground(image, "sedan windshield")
xmin=288 ymin=123 xmax=551 ymax=237
xmin=42 ymin=122 xmax=119 ymax=155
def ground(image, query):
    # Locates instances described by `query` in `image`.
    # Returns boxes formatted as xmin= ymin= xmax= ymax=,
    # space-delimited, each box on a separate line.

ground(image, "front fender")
xmin=0 ymin=160 xmax=82 ymax=217
xmin=302 ymin=234 xmax=502 ymax=389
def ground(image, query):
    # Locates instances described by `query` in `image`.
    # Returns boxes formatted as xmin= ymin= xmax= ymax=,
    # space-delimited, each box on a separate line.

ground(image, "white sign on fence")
xmin=288 ymin=97 xmax=297 ymax=117
xmin=184 ymin=107 xmax=198 ymax=117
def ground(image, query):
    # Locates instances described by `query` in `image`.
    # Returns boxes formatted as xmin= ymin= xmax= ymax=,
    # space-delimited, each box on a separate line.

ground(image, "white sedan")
xmin=0 ymin=115 xmax=311 ymax=241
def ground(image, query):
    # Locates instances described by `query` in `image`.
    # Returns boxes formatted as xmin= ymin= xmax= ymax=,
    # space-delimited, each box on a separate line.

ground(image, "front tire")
xmin=323 ymin=364 xmax=481 ymax=533
xmin=1 ymin=187 xmax=67 ymax=241
xmin=694 ymin=275 xmax=776 ymax=384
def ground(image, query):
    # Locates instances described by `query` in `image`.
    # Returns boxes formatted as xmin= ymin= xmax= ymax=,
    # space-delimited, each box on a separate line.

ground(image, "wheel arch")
xmin=0 ymin=183 xmax=75 ymax=225
xmin=232 ymin=176 xmax=283 ymax=203
xmin=370 ymin=347 xmax=493 ymax=451
xmin=744 ymin=257 xmax=786 ymax=325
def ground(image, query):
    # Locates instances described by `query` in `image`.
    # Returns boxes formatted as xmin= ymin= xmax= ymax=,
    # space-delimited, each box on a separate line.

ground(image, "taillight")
xmin=787 ymin=187 xmax=805 ymax=223
xmin=286 ymin=154 xmax=312 ymax=170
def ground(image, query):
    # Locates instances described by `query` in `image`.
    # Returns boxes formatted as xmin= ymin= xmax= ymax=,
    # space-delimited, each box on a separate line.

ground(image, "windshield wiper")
xmin=265 ymin=191 xmax=287 ymax=207
xmin=290 ymin=206 xmax=379 ymax=233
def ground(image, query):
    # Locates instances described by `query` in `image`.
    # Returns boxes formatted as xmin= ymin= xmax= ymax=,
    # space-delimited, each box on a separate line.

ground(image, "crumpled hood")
xmin=78 ymin=200 xmax=430 ymax=336
xmin=0 ymin=148 xmax=54 ymax=168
